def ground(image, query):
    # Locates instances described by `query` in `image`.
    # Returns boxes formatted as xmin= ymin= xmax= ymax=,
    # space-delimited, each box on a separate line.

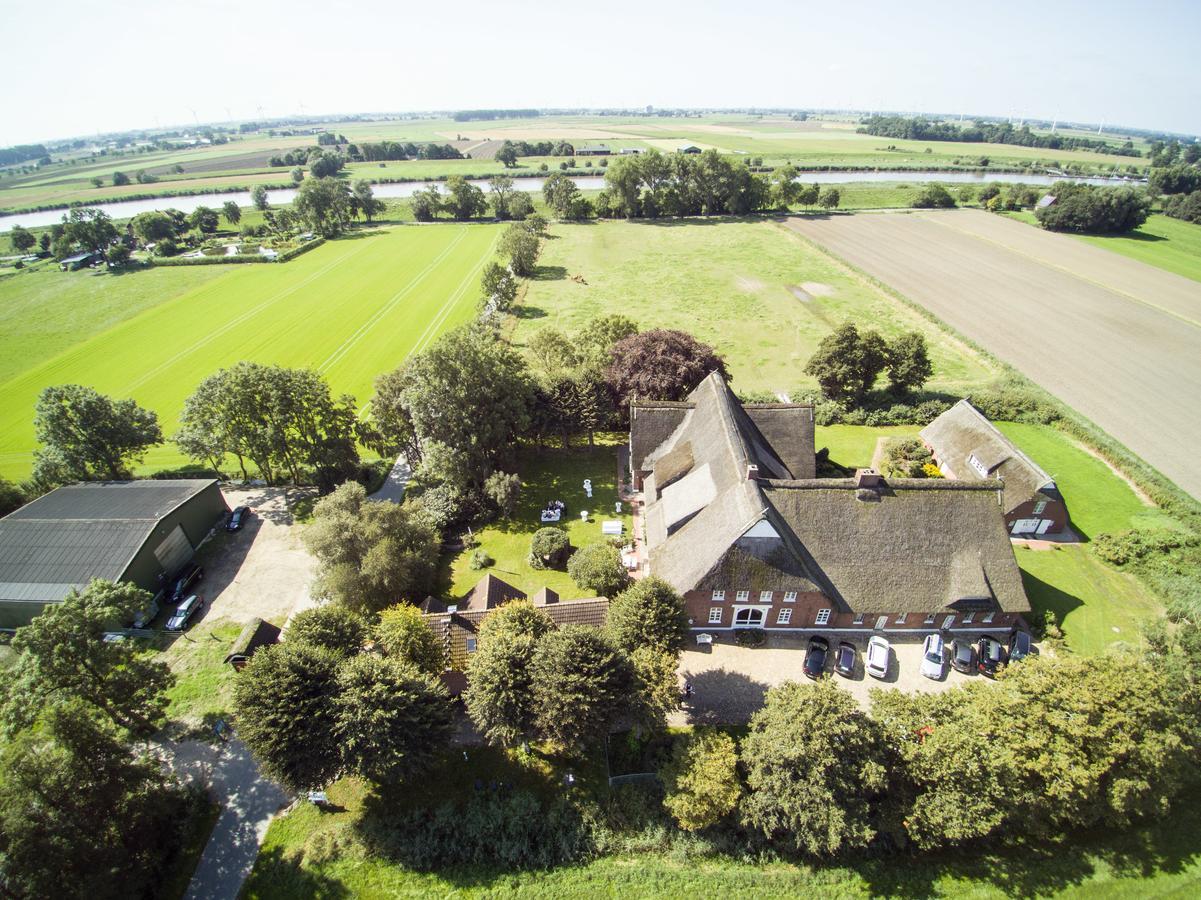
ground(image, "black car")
xmin=227 ymin=506 xmax=251 ymax=532
xmin=166 ymin=594 xmax=203 ymax=632
xmin=977 ymin=635 xmax=1009 ymax=678
xmin=803 ymin=636 xmax=829 ymax=679
xmin=170 ymin=562 xmax=203 ymax=603
xmin=834 ymin=641 xmax=857 ymax=678
xmin=949 ymin=639 xmax=976 ymax=674
xmin=1008 ymin=630 xmax=1033 ymax=663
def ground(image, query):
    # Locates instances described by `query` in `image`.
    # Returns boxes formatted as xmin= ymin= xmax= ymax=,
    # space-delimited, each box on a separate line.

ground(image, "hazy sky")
xmin=4 ymin=0 xmax=1199 ymax=145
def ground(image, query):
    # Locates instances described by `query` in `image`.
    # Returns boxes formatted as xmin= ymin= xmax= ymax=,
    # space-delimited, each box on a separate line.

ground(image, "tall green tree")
xmin=771 ymin=164 xmax=803 ymax=209
xmin=606 ymin=577 xmax=689 ymax=655
xmin=660 ymin=728 xmax=741 ymax=831
xmin=803 ymin=321 xmax=889 ymax=406
xmin=409 ymin=184 xmax=443 ymax=221
xmin=251 ymin=184 xmax=270 ymax=211
xmin=567 ymin=543 xmax=630 ymax=596
xmin=9 ymin=224 xmax=36 ymax=253
xmin=222 ymin=200 xmax=242 ymax=225
xmin=480 ymin=260 xmax=518 ymax=312
xmin=885 ymin=331 xmax=934 ymax=396
xmin=352 ymin=179 xmax=384 ymax=222
xmin=0 ymin=475 xmax=24 ymax=517
xmin=130 ymin=210 xmax=176 ymax=244
xmin=302 ymin=481 xmax=440 ymax=613
xmin=531 ymin=625 xmax=633 ymax=751
xmin=188 ymin=206 xmax=219 ymax=233
xmin=286 ymin=604 xmax=368 ymax=657
xmin=233 ymin=641 xmax=343 ymax=791
xmin=542 ymin=172 xmax=581 ymax=218
xmin=62 ymin=207 xmax=118 ymax=253
xmin=605 ymin=328 xmax=728 ymax=411
xmin=294 ymin=176 xmax=354 ymax=236
xmin=488 ymin=175 xmax=515 ymax=219
xmin=33 ymin=384 xmax=162 ymax=482
xmin=367 ymin=368 xmax=423 ymax=466
xmin=375 ymin=603 xmax=445 ymax=675
xmin=444 ymin=175 xmax=487 ymax=220
xmin=464 ymin=600 xmax=554 ymax=747
xmin=495 ymin=141 xmax=518 ymax=168
xmin=499 ymin=221 xmax=541 ymax=275
xmin=1 ymin=580 xmax=172 ymax=737
xmin=334 ymin=654 xmax=453 ymax=783
xmin=741 ymin=680 xmax=887 ymax=856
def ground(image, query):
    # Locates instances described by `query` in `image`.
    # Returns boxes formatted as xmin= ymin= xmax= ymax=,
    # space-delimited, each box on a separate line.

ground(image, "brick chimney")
xmin=746 ymin=463 xmax=760 ymax=481
xmin=854 ymin=468 xmax=884 ymax=502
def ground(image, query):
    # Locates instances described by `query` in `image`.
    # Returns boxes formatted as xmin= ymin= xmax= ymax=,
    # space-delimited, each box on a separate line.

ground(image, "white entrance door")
xmin=1011 ymin=518 xmax=1040 ymax=535
xmin=733 ymin=608 xmax=765 ymax=628
xmin=1036 ymin=519 xmax=1053 ymax=535
xmin=874 ymin=615 xmax=888 ymax=630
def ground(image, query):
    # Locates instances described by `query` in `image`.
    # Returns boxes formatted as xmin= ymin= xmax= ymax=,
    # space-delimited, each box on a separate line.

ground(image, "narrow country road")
xmin=368 ymin=455 xmax=411 ymax=503
xmin=166 ymin=738 xmax=289 ymax=900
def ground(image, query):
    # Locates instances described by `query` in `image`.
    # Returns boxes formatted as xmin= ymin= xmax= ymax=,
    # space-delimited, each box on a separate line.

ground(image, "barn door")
xmin=153 ymin=525 xmax=193 ymax=575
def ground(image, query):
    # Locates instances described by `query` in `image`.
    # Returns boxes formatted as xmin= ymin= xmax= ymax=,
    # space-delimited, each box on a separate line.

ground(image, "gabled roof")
xmin=462 ymin=573 xmax=527 ymax=611
xmin=920 ymin=400 xmax=1060 ymax=514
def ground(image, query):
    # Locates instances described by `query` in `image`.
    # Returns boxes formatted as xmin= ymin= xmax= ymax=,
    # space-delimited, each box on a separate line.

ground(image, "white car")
xmin=920 ymin=633 xmax=946 ymax=680
xmin=865 ymin=636 xmax=891 ymax=679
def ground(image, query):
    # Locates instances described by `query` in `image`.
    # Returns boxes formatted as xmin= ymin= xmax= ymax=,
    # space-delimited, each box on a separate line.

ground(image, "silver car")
xmin=920 ymin=633 xmax=946 ymax=680
xmin=166 ymin=594 xmax=203 ymax=632
xmin=866 ymin=635 xmax=891 ymax=679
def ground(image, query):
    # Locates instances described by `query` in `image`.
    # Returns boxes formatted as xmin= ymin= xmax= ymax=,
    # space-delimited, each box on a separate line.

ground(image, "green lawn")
xmin=445 ymin=442 xmax=632 ymax=599
xmin=0 ymin=223 xmax=500 ymax=480
xmin=1006 ymin=212 xmax=1201 ymax=284
xmin=514 ymin=219 xmax=997 ymax=396
xmin=815 ymin=424 xmax=922 ymax=469
xmin=158 ymin=619 xmax=243 ymax=730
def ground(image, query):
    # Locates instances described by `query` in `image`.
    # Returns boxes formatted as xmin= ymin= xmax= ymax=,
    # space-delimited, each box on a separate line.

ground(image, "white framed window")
xmin=982 ymin=611 xmax=995 ymax=624
xmin=734 ymin=608 xmax=764 ymax=627
xmin=712 ymin=590 xmax=725 ymax=602
xmin=1033 ymin=501 xmax=1047 ymax=515
xmin=777 ymin=608 xmax=792 ymax=625
xmin=924 ymin=613 xmax=937 ymax=625
xmin=895 ymin=613 xmax=907 ymax=625
xmin=853 ymin=613 xmax=865 ymax=625
xmin=736 ymin=590 xmax=750 ymax=602
xmin=968 ymin=454 xmax=989 ymax=478
xmin=465 ymin=638 xmax=477 ymax=653
xmin=783 ymin=591 xmax=797 ymax=603
xmin=815 ymin=609 xmax=831 ymax=626
xmin=708 ymin=607 xmax=723 ymax=624
xmin=963 ymin=612 xmax=975 ymax=624
xmin=759 ymin=590 xmax=773 ymax=603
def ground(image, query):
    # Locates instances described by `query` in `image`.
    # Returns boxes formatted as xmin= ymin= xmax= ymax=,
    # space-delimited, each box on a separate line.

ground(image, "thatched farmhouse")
xmin=920 ymin=399 xmax=1068 ymax=535
xmin=629 ymin=374 xmax=1030 ymax=635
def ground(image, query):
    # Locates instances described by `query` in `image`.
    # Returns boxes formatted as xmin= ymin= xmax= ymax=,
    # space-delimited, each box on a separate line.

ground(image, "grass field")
xmin=514 ymin=219 xmax=998 ymax=397
xmin=1007 ymin=211 xmax=1201 ymax=284
xmin=0 ymin=224 xmax=500 ymax=480
xmin=444 ymin=442 xmax=632 ymax=599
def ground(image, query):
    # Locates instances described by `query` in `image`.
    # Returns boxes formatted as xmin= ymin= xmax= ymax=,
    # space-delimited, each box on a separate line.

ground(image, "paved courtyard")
xmin=671 ymin=630 xmax=1021 ymax=725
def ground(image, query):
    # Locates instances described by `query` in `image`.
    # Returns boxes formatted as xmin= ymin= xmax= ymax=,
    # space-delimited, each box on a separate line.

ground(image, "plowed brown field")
xmin=786 ymin=209 xmax=1201 ymax=500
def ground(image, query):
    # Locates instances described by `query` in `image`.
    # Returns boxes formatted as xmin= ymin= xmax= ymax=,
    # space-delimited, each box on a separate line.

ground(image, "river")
xmin=0 ymin=171 xmax=1144 ymax=233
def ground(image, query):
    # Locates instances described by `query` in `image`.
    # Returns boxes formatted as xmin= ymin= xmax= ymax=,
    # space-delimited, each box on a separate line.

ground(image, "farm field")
xmin=1007 ymin=211 xmax=1201 ymax=284
xmin=786 ymin=209 xmax=1201 ymax=501
xmin=0 ymin=224 xmax=500 ymax=480
xmin=513 ymin=219 xmax=999 ymax=397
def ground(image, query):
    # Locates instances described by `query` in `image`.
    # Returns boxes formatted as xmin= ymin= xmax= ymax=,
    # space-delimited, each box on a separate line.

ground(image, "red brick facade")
xmin=1004 ymin=496 xmax=1069 ymax=535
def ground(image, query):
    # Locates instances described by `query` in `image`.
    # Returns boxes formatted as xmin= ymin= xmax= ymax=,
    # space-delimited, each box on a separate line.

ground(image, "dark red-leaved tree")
xmin=606 ymin=329 xmax=729 ymax=416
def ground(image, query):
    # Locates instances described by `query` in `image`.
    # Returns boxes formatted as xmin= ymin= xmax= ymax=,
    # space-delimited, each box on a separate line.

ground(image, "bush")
xmin=735 ymin=628 xmax=765 ymax=647
xmin=469 ymin=549 xmax=494 ymax=570
xmin=880 ymin=437 xmax=935 ymax=478
xmin=566 ymin=543 xmax=630 ymax=596
xmin=1035 ymin=182 xmax=1150 ymax=234
xmin=415 ymin=483 xmax=483 ymax=535
xmin=967 ymin=381 xmax=1062 ymax=424
xmin=1093 ymin=529 xmax=1197 ymax=567
xmin=529 ymin=526 xmax=571 ymax=570
xmin=912 ymin=184 xmax=956 ymax=208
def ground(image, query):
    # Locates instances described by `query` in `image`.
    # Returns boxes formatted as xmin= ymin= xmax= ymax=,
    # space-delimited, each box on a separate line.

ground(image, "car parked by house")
xmin=803 ymin=636 xmax=829 ymax=678
xmin=166 ymin=594 xmax=203 ymax=632
xmin=1008 ymin=629 xmax=1033 ymax=663
xmin=949 ymin=639 xmax=976 ymax=674
xmin=834 ymin=641 xmax=857 ymax=677
xmin=865 ymin=635 xmax=890 ymax=679
xmin=226 ymin=506 xmax=251 ymax=532
xmin=920 ymin=633 xmax=946 ymax=680
xmin=977 ymin=635 xmax=1009 ymax=677
xmin=169 ymin=562 xmax=203 ymax=603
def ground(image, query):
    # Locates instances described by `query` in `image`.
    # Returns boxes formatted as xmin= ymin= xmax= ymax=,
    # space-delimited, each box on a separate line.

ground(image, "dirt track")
xmin=786 ymin=209 xmax=1201 ymax=501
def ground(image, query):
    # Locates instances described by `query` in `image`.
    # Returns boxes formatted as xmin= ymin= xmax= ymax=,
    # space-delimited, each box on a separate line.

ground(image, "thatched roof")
xmin=920 ymin=400 xmax=1060 ymax=514
xmin=629 ymin=403 xmax=691 ymax=472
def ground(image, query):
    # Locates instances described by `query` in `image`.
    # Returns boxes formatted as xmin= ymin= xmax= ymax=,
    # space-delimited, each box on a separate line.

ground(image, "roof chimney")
xmin=746 ymin=463 xmax=760 ymax=481
xmin=855 ymin=468 xmax=884 ymax=489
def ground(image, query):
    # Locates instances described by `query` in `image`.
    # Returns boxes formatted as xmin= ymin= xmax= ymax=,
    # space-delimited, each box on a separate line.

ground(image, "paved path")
xmin=368 ymin=455 xmax=411 ymax=503
xmin=166 ymin=738 xmax=289 ymax=900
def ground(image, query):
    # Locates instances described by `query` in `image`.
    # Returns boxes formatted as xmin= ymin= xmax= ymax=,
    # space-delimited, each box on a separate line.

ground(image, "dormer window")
xmin=968 ymin=454 xmax=989 ymax=478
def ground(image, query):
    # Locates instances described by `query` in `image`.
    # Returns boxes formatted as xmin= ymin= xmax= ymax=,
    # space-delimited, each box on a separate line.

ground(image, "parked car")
xmin=949 ymin=639 xmax=976 ymax=674
xmin=920 ymin=633 xmax=946 ymax=680
xmin=131 ymin=590 xmax=163 ymax=629
xmin=803 ymin=636 xmax=829 ymax=679
xmin=834 ymin=641 xmax=857 ymax=677
xmin=102 ymin=632 xmax=128 ymax=643
xmin=166 ymin=594 xmax=203 ymax=632
xmin=1008 ymin=629 xmax=1033 ymax=663
xmin=226 ymin=506 xmax=251 ymax=532
xmin=865 ymin=635 xmax=891 ymax=679
xmin=977 ymin=635 xmax=1009 ymax=677
xmin=170 ymin=562 xmax=203 ymax=603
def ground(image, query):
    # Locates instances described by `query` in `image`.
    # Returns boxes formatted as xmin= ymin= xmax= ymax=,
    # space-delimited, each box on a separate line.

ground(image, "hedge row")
xmin=276 ymin=237 xmax=325 ymax=262
xmin=146 ymin=238 xmax=325 ymax=267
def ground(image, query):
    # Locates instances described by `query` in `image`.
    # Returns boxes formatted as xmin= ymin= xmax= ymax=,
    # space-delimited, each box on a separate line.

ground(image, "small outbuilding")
xmin=678 ymin=145 xmax=702 ymax=154
xmin=576 ymin=144 xmax=611 ymax=156
xmin=224 ymin=617 xmax=281 ymax=670
xmin=59 ymin=252 xmax=100 ymax=271
xmin=0 ymin=479 xmax=228 ymax=628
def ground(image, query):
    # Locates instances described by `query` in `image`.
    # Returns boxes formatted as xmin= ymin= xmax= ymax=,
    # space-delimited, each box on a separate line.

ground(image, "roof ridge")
xmin=762 ymin=477 xmax=1006 ymax=491
xmin=954 ymin=399 xmax=1055 ymax=486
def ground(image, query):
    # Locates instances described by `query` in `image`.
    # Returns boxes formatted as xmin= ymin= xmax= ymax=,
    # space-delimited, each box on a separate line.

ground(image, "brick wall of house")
xmin=1005 ymin=497 xmax=1069 ymax=534
xmin=685 ymin=589 xmax=1018 ymax=632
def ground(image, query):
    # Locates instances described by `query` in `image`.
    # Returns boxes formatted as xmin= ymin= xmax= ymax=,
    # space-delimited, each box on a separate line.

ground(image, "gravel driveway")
xmin=672 ymin=631 xmax=1011 ymax=725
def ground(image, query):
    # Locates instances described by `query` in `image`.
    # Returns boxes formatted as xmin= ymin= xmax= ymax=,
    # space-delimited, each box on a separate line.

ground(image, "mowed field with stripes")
xmin=0 ymin=224 xmax=500 ymax=479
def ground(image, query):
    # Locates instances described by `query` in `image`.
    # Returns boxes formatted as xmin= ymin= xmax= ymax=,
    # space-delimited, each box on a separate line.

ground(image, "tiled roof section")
xmin=920 ymin=399 xmax=1060 ymax=514
xmin=5 ymin=479 xmax=217 ymax=523
xmin=462 ymin=573 xmax=527 ymax=611
xmin=424 ymin=596 xmax=609 ymax=676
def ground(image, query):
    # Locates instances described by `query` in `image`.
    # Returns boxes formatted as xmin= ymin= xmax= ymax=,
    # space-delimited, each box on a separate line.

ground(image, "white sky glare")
xmin=3 ymin=0 xmax=1199 ymax=145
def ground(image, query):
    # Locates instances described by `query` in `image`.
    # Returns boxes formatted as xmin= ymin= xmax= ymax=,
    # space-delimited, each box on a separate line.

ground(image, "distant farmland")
xmin=0 ymin=224 xmax=499 ymax=479
xmin=787 ymin=209 xmax=1201 ymax=500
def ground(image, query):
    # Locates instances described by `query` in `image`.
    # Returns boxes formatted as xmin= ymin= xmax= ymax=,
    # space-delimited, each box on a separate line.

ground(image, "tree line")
xmin=858 ymin=115 xmax=1142 ymax=157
